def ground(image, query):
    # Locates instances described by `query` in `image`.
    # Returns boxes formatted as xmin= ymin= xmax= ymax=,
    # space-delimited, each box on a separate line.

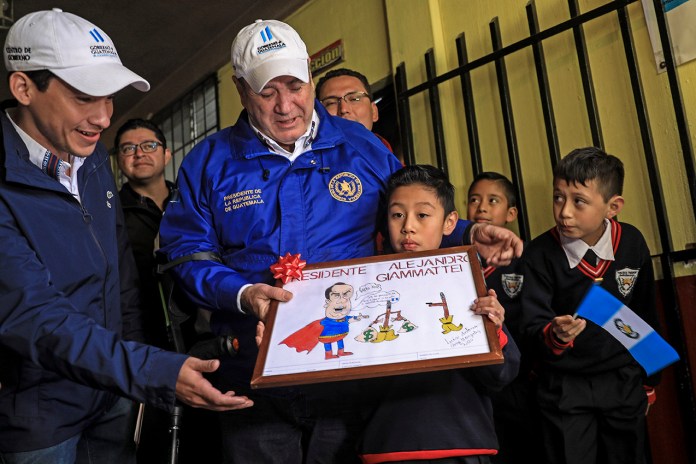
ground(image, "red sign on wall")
xmin=310 ymin=40 xmax=344 ymax=75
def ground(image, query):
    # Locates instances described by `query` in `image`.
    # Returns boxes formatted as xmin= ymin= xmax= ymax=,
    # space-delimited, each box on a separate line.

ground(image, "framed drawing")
xmin=251 ymin=246 xmax=503 ymax=388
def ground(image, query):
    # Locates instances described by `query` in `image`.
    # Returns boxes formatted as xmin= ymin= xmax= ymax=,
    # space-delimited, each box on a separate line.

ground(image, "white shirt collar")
xmin=5 ymin=110 xmax=85 ymax=201
xmin=559 ymin=218 xmax=614 ymax=268
xmin=249 ymin=110 xmax=319 ymax=163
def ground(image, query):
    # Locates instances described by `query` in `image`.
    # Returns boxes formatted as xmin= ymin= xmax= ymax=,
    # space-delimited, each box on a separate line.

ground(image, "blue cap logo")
xmin=89 ymin=28 xmax=105 ymax=43
xmin=260 ymin=26 xmax=273 ymax=43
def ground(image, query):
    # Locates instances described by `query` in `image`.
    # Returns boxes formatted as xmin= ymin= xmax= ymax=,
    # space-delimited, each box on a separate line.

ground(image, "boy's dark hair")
xmin=316 ymin=68 xmax=372 ymax=99
xmin=7 ymin=70 xmax=56 ymax=92
xmin=554 ymin=147 xmax=624 ymax=201
xmin=114 ymin=118 xmax=168 ymax=150
xmin=468 ymin=171 xmax=517 ymax=208
xmin=386 ymin=165 xmax=455 ymax=215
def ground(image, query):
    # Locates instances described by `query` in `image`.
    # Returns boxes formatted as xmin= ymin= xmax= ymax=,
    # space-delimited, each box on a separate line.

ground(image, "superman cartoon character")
xmin=281 ymin=282 xmax=367 ymax=359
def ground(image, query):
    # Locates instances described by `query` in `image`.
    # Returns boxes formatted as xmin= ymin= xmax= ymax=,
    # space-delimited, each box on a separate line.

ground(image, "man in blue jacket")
xmin=0 ymin=9 xmax=252 ymax=464
xmin=158 ymin=19 xmax=522 ymax=463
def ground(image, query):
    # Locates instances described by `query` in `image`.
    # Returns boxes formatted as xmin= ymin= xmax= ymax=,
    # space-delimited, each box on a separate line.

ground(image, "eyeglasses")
xmin=320 ymin=91 xmax=370 ymax=109
xmin=118 ymin=141 xmax=163 ymax=156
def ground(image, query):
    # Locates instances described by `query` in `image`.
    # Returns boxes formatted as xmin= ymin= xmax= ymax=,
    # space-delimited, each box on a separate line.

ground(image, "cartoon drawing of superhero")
xmin=280 ymin=282 xmax=368 ymax=359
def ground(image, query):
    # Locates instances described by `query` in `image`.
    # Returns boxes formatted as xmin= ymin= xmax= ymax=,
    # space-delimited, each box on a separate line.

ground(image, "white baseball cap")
xmin=3 ymin=8 xmax=149 ymax=97
xmin=231 ymin=19 xmax=310 ymax=94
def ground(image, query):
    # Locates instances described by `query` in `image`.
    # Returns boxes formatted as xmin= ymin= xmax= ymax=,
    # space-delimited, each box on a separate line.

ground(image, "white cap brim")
xmin=244 ymin=57 xmax=309 ymax=94
xmin=52 ymin=62 xmax=150 ymax=96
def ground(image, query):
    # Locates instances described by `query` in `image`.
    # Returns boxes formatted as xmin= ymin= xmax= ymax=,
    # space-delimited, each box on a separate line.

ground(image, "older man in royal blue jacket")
xmin=159 ymin=19 xmax=522 ymax=464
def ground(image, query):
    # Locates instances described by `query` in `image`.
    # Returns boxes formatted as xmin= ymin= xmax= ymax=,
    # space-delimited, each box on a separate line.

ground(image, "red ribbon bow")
xmin=270 ymin=252 xmax=307 ymax=284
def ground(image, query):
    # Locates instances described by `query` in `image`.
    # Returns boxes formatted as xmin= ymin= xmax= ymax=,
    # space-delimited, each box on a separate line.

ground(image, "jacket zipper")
xmin=72 ymin=154 xmax=111 ymax=328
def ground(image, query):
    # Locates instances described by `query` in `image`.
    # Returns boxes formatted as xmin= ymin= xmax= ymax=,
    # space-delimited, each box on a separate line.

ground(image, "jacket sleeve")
xmin=0 ymin=199 xmax=187 ymax=411
xmin=520 ymin=241 xmax=563 ymax=359
xmin=158 ymin=148 xmax=249 ymax=313
xmin=465 ymin=324 xmax=520 ymax=392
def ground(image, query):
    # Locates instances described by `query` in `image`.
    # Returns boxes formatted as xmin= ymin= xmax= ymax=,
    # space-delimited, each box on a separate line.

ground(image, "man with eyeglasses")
xmin=115 ymin=118 xmax=223 ymax=464
xmin=0 ymin=10 xmax=252 ymax=464
xmin=159 ymin=18 xmax=522 ymax=463
xmin=317 ymin=68 xmax=393 ymax=151
xmin=115 ymin=119 xmax=174 ymax=349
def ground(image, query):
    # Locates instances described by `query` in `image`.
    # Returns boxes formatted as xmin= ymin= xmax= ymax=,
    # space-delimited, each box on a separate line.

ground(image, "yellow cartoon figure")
xmin=426 ymin=292 xmax=463 ymax=334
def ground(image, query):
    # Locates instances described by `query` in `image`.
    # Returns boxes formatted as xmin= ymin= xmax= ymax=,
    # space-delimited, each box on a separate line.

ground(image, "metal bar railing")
xmin=425 ymin=49 xmax=449 ymax=175
xmin=395 ymin=63 xmax=415 ymax=166
xmin=526 ymin=0 xmax=561 ymax=168
xmin=490 ymin=17 xmax=530 ymax=242
xmin=398 ymin=0 xmax=636 ymax=99
xmin=456 ymin=33 xmax=483 ymax=176
xmin=568 ymin=0 xmax=603 ymax=148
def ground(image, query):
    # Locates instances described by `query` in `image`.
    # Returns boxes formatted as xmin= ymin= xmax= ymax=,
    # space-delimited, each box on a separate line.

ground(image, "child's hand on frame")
xmin=471 ymin=289 xmax=505 ymax=329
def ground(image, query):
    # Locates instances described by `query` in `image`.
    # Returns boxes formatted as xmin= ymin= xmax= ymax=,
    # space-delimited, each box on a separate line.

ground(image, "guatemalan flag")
xmin=575 ymin=285 xmax=679 ymax=376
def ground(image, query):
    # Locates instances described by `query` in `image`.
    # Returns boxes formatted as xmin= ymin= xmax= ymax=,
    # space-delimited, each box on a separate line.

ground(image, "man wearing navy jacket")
xmin=0 ymin=9 xmax=251 ymax=464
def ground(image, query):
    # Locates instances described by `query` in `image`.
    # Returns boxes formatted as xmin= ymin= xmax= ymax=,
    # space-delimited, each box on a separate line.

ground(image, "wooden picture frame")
xmin=251 ymin=246 xmax=503 ymax=388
